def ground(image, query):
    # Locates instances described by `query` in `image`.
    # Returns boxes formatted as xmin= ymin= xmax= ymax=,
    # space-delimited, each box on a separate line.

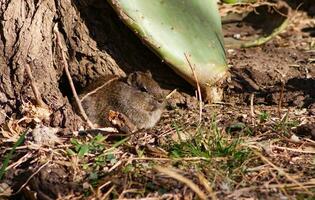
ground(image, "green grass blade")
xmin=0 ymin=131 xmax=27 ymax=180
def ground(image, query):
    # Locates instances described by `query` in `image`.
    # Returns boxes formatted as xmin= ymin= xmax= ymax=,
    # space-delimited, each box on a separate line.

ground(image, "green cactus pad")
xmin=108 ymin=0 xmax=228 ymax=101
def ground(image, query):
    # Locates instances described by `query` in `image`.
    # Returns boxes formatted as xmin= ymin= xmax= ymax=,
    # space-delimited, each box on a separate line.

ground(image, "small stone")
xmin=32 ymin=125 xmax=60 ymax=146
xmin=290 ymin=134 xmax=300 ymax=142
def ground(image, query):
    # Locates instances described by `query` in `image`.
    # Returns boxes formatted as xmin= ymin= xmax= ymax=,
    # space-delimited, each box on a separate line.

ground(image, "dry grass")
xmin=0 ymin=100 xmax=314 ymax=199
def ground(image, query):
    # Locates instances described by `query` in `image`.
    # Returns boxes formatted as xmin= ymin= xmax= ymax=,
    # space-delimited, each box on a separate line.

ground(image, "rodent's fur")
xmin=77 ymin=71 xmax=164 ymax=131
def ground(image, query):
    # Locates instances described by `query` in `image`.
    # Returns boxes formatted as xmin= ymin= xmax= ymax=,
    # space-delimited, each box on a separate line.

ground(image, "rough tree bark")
xmin=0 ymin=0 xmax=187 ymax=130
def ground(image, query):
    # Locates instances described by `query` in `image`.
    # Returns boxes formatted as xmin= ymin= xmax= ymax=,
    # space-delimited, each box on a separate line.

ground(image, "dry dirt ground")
xmin=0 ymin=2 xmax=315 ymax=200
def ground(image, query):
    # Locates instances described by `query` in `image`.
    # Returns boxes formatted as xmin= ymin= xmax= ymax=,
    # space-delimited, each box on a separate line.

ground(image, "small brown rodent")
xmin=77 ymin=71 xmax=164 ymax=132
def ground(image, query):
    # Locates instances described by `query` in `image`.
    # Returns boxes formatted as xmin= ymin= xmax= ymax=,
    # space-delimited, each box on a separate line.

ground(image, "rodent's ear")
xmin=145 ymin=70 xmax=152 ymax=78
xmin=126 ymin=73 xmax=135 ymax=85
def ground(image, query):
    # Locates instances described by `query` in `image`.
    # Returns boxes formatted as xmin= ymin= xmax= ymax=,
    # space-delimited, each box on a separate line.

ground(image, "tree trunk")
xmin=0 ymin=0 xmax=187 ymax=130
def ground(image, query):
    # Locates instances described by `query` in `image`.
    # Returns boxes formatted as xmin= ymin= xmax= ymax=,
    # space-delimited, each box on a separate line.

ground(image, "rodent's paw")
xmin=108 ymin=110 xmax=138 ymax=134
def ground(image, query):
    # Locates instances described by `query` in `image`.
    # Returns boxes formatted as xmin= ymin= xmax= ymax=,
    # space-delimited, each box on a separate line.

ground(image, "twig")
xmin=155 ymin=166 xmax=207 ymax=200
xmin=165 ymin=89 xmax=177 ymax=99
xmin=118 ymin=189 xmax=148 ymax=199
xmin=108 ymin=160 xmax=123 ymax=173
xmin=13 ymin=161 xmax=50 ymax=195
xmin=97 ymin=181 xmax=111 ymax=193
xmin=184 ymin=53 xmax=203 ymax=125
xmin=80 ymin=77 xmax=119 ymax=102
xmin=274 ymin=69 xmax=286 ymax=118
xmin=271 ymin=145 xmax=315 ymax=154
xmin=5 ymin=152 xmax=33 ymax=171
xmin=282 ymin=138 xmax=315 ymax=148
xmin=118 ymin=197 xmax=160 ymax=200
xmin=126 ymin=157 xmax=210 ymax=162
xmin=25 ymin=63 xmax=48 ymax=108
xmin=305 ymin=138 xmax=315 ymax=145
xmin=278 ymin=80 xmax=285 ymax=118
xmin=253 ymin=150 xmax=313 ymax=195
xmin=197 ymin=172 xmax=217 ymax=200
xmin=53 ymin=25 xmax=94 ymax=129
xmin=250 ymin=93 xmax=255 ymax=126
xmin=269 ymin=170 xmax=291 ymax=200
xmin=102 ymin=185 xmax=115 ymax=200
xmin=227 ymin=180 xmax=315 ymax=198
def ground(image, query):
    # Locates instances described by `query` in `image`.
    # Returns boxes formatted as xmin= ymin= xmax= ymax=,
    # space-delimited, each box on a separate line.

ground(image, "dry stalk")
xmin=53 ymin=25 xmax=94 ymax=129
xmin=197 ymin=172 xmax=217 ymax=200
xmin=253 ymin=150 xmax=313 ymax=195
xmin=271 ymin=145 xmax=315 ymax=154
xmin=184 ymin=53 xmax=203 ymax=125
xmin=13 ymin=161 xmax=50 ymax=195
xmin=118 ymin=189 xmax=144 ymax=199
xmin=5 ymin=152 xmax=33 ymax=171
xmin=228 ymin=181 xmax=315 ymax=198
xmin=80 ymin=77 xmax=119 ymax=102
xmin=118 ymin=197 xmax=160 ymax=200
xmin=102 ymin=185 xmax=115 ymax=199
xmin=274 ymin=69 xmax=286 ymax=118
xmin=283 ymin=138 xmax=315 ymax=148
xmin=155 ymin=166 xmax=207 ymax=200
xmin=108 ymin=160 xmax=123 ymax=172
xmin=270 ymin=170 xmax=291 ymax=200
xmin=165 ymin=89 xmax=177 ymax=99
xmin=25 ymin=63 xmax=48 ymax=108
xmin=278 ymin=80 xmax=285 ymax=118
xmin=97 ymin=181 xmax=111 ymax=193
xmin=250 ymin=93 xmax=255 ymax=126
xmin=305 ymin=138 xmax=315 ymax=145
xmin=126 ymin=156 xmax=209 ymax=162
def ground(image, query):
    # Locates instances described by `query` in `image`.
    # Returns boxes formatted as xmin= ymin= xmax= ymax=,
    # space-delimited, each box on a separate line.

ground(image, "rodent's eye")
xmin=140 ymin=86 xmax=147 ymax=92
